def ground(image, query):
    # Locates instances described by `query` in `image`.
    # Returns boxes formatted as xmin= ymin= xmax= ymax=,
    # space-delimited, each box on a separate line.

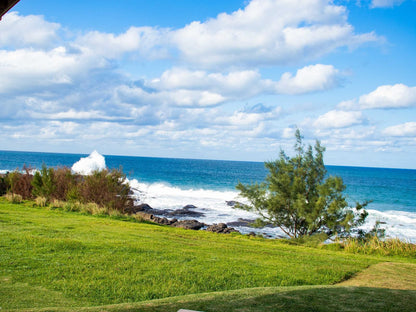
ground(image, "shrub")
xmin=32 ymin=166 xmax=81 ymax=201
xmin=50 ymin=199 xmax=66 ymax=209
xmin=80 ymin=202 xmax=107 ymax=215
xmin=5 ymin=193 xmax=23 ymax=204
xmin=32 ymin=165 xmax=56 ymax=200
xmin=8 ymin=164 xmax=134 ymax=214
xmin=0 ymin=174 xmax=9 ymax=196
xmin=78 ymin=168 xmax=133 ymax=213
xmin=54 ymin=167 xmax=81 ymax=201
xmin=35 ymin=196 xmax=48 ymax=207
xmin=6 ymin=167 xmax=33 ymax=199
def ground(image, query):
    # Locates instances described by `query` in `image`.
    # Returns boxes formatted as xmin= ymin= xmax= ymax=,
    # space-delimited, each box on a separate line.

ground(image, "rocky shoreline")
xmin=130 ymin=203 xmax=244 ymax=235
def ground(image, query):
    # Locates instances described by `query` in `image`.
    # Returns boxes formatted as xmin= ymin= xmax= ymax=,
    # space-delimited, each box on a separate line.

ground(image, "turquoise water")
xmin=1 ymin=150 xmax=414 ymax=213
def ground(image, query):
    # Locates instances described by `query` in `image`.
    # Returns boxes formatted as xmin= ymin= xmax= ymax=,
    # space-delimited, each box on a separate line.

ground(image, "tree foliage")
xmin=236 ymin=130 xmax=368 ymax=239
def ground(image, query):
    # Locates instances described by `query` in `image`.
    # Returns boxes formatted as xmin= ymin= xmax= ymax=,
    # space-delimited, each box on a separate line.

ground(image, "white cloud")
xmin=216 ymin=105 xmax=282 ymax=127
xmin=150 ymin=68 xmax=277 ymax=100
xmin=115 ymin=84 xmax=226 ymax=108
xmin=338 ymin=84 xmax=416 ymax=110
xmin=282 ymin=127 xmax=297 ymax=139
xmin=313 ymin=110 xmax=364 ymax=129
xmin=383 ymin=122 xmax=416 ymax=137
xmin=75 ymin=26 xmax=170 ymax=59
xmin=150 ymin=64 xmax=341 ymax=100
xmin=276 ymin=64 xmax=341 ymax=94
xmin=29 ymin=109 xmax=134 ymax=121
xmin=370 ymin=0 xmax=405 ymax=8
xmin=0 ymin=12 xmax=60 ymax=49
xmin=151 ymin=68 xmax=271 ymax=96
xmin=172 ymin=0 xmax=380 ymax=68
xmin=359 ymin=84 xmax=416 ymax=109
xmin=0 ymin=46 xmax=110 ymax=94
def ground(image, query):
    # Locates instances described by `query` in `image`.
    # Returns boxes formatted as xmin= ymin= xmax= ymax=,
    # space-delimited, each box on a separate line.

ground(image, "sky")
xmin=0 ymin=0 xmax=415 ymax=169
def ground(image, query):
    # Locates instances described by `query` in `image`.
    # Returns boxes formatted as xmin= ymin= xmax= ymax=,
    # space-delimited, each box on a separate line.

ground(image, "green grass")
xmin=1 ymin=198 xmax=415 ymax=311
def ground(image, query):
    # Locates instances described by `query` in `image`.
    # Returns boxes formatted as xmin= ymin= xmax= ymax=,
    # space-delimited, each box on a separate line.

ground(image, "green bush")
xmin=4 ymin=165 xmax=134 ymax=214
xmin=78 ymin=168 xmax=133 ymax=213
xmin=54 ymin=167 xmax=81 ymax=201
xmin=32 ymin=165 xmax=56 ymax=200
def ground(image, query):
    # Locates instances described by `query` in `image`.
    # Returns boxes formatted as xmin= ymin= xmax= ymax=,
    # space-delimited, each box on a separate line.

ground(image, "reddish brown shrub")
xmin=7 ymin=166 xmax=33 ymax=199
xmin=78 ymin=168 xmax=133 ymax=213
xmin=53 ymin=167 xmax=82 ymax=201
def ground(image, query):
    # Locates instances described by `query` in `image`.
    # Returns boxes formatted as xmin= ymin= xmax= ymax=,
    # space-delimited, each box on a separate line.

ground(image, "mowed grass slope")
xmin=1 ymin=198 xmax=414 ymax=311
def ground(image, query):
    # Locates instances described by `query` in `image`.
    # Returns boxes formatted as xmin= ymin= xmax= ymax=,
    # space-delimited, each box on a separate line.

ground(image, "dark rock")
xmin=172 ymin=219 xmax=205 ymax=230
xmin=227 ymin=218 xmax=255 ymax=227
xmin=135 ymin=212 xmax=175 ymax=226
xmin=134 ymin=203 xmax=153 ymax=212
xmin=125 ymin=203 xmax=153 ymax=214
xmin=183 ymin=204 xmax=197 ymax=209
xmin=168 ymin=206 xmax=205 ymax=218
xmin=151 ymin=208 xmax=174 ymax=216
xmin=206 ymin=223 xmax=239 ymax=234
xmin=226 ymin=200 xmax=241 ymax=207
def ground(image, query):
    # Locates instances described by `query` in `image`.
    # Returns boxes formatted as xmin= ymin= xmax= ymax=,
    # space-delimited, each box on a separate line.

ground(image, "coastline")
xmin=1 ymin=150 xmax=415 ymax=242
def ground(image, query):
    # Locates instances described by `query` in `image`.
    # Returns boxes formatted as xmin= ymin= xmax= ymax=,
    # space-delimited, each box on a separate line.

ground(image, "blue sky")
xmin=0 ymin=0 xmax=415 ymax=169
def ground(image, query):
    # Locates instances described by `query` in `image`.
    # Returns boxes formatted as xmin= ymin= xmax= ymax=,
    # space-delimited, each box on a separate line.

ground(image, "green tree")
xmin=236 ymin=130 xmax=368 ymax=239
xmin=32 ymin=164 xmax=56 ymax=200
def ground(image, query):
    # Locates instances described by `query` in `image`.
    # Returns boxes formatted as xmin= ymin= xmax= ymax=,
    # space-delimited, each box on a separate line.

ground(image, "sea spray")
xmin=71 ymin=151 xmax=106 ymax=175
xmin=127 ymin=179 xmax=416 ymax=241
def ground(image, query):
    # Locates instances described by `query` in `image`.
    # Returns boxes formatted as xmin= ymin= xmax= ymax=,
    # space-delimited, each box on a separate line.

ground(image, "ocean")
xmin=1 ymin=150 xmax=415 ymax=242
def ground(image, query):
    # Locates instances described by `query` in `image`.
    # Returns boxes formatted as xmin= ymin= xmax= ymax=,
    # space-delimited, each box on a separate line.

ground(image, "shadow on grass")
xmin=62 ymin=286 xmax=416 ymax=312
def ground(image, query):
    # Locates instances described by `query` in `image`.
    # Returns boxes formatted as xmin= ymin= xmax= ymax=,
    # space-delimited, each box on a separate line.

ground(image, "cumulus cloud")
xmin=150 ymin=68 xmax=273 ymax=98
xmin=383 ymin=122 xmax=416 ymax=137
xmin=0 ymin=12 xmax=60 ymax=49
xmin=172 ymin=0 xmax=380 ymax=68
xmin=359 ymin=84 xmax=416 ymax=109
xmin=75 ymin=26 xmax=170 ymax=59
xmin=0 ymin=47 xmax=83 ymax=94
xmin=339 ymin=84 xmax=416 ymax=110
xmin=313 ymin=110 xmax=364 ymax=129
xmin=148 ymin=64 xmax=341 ymax=100
xmin=370 ymin=0 xmax=405 ymax=8
xmin=275 ymin=64 xmax=341 ymax=94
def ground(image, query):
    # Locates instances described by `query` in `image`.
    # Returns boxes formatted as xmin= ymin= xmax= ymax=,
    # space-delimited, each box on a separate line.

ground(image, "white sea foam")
xmin=362 ymin=209 xmax=416 ymax=243
xmin=0 ymin=168 xmax=39 ymax=175
xmin=71 ymin=151 xmax=106 ymax=175
xmin=127 ymin=180 xmax=416 ymax=242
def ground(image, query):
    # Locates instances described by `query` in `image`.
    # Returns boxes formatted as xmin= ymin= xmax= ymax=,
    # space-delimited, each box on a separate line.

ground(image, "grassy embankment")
xmin=1 ymin=198 xmax=415 ymax=312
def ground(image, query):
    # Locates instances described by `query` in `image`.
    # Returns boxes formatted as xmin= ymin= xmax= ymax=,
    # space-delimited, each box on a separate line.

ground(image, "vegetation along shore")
xmin=1 ymin=132 xmax=415 ymax=311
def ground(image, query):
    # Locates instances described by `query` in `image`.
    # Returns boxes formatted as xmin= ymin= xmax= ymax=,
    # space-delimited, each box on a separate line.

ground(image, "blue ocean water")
xmin=1 ymin=150 xmax=415 ymax=241
xmin=0 ymin=150 xmax=414 ymax=213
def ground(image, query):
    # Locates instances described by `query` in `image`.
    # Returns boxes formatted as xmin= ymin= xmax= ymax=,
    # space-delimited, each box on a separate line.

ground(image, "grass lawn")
xmin=1 ymin=198 xmax=415 ymax=311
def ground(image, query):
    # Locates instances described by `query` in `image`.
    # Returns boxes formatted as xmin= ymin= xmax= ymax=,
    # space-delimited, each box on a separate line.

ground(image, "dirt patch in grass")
xmin=338 ymin=262 xmax=416 ymax=290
